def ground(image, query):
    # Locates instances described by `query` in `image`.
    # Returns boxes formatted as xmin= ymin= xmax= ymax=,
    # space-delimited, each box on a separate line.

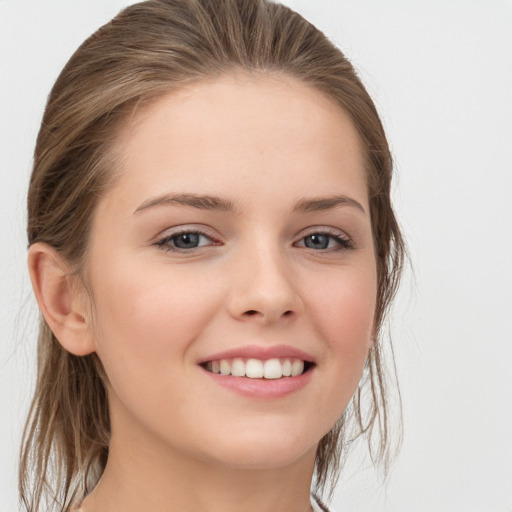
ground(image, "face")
xmin=84 ymin=74 xmax=377 ymax=470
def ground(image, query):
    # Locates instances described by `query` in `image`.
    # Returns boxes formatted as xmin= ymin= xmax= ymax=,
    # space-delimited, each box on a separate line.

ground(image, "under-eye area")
xmin=200 ymin=358 xmax=315 ymax=379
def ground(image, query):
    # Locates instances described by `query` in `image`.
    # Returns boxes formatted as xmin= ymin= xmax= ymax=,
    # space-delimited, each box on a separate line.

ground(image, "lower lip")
xmin=201 ymin=367 xmax=314 ymax=399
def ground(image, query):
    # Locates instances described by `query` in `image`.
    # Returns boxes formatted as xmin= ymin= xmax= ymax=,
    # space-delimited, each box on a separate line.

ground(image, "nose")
xmin=227 ymin=241 xmax=303 ymax=324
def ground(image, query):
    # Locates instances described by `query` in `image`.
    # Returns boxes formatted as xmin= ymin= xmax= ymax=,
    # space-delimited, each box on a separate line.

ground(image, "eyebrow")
xmin=133 ymin=192 xmax=366 ymax=216
xmin=293 ymin=195 xmax=367 ymax=216
xmin=133 ymin=193 xmax=237 ymax=214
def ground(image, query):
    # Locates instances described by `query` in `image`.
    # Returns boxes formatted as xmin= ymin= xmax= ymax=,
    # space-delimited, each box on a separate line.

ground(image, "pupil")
xmin=174 ymin=233 xmax=199 ymax=248
xmin=306 ymin=234 xmax=329 ymax=249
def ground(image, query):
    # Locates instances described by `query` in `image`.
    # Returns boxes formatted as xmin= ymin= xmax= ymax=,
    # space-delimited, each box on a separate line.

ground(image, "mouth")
xmin=200 ymin=357 xmax=314 ymax=379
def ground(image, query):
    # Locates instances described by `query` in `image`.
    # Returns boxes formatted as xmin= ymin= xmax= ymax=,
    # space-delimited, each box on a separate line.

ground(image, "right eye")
xmin=155 ymin=230 xmax=214 ymax=252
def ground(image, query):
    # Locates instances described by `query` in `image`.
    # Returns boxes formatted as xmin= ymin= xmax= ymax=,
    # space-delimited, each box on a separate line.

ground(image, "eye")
xmin=155 ymin=230 xmax=215 ymax=252
xmin=296 ymin=231 xmax=353 ymax=251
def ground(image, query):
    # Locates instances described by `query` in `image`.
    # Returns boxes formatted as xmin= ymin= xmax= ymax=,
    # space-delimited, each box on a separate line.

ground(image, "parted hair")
xmin=20 ymin=0 xmax=405 ymax=510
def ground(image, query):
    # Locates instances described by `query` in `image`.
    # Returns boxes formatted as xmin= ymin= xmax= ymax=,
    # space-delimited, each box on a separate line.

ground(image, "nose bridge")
xmin=228 ymin=231 xmax=302 ymax=323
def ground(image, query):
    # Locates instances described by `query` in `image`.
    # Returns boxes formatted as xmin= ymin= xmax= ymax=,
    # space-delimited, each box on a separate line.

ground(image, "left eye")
xmin=296 ymin=233 xmax=352 ymax=250
xmin=157 ymin=231 xmax=212 ymax=250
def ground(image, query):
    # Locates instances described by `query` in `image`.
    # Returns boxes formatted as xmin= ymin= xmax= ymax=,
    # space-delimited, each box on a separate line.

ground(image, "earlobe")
xmin=27 ymin=243 xmax=96 ymax=356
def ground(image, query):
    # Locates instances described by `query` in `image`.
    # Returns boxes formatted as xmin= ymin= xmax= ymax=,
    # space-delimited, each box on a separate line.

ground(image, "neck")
xmin=81 ymin=431 xmax=317 ymax=512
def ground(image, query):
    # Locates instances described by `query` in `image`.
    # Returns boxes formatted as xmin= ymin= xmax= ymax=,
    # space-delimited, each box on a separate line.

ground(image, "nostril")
xmin=240 ymin=309 xmax=296 ymax=320
xmin=243 ymin=309 xmax=294 ymax=318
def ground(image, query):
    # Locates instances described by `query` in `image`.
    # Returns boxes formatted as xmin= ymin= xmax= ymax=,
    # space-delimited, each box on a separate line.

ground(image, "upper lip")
xmin=198 ymin=344 xmax=316 ymax=364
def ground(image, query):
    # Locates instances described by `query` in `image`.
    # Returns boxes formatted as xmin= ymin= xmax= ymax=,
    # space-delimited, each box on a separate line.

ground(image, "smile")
xmin=202 ymin=358 xmax=312 ymax=379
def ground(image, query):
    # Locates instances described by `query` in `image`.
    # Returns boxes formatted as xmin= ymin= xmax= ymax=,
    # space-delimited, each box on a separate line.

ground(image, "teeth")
xmin=291 ymin=360 xmax=304 ymax=377
xmin=282 ymin=359 xmax=292 ymax=377
xmin=205 ymin=357 xmax=308 ymax=379
xmin=231 ymin=358 xmax=246 ymax=377
xmin=263 ymin=359 xmax=282 ymax=379
xmin=220 ymin=359 xmax=231 ymax=375
xmin=245 ymin=359 xmax=264 ymax=378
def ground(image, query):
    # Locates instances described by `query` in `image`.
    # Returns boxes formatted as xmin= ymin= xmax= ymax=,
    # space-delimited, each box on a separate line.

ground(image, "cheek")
xmin=301 ymin=266 xmax=376 ymax=429
xmin=305 ymin=264 xmax=376 ymax=382
xmin=309 ymin=265 xmax=376 ymax=341
xmin=88 ymin=259 xmax=220 ymax=377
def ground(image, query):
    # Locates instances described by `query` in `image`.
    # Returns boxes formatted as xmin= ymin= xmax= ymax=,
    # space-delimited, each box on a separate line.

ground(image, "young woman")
xmin=20 ymin=1 xmax=405 ymax=511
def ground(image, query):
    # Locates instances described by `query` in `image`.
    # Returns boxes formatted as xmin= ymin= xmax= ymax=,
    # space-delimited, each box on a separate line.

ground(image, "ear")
xmin=28 ymin=242 xmax=96 ymax=356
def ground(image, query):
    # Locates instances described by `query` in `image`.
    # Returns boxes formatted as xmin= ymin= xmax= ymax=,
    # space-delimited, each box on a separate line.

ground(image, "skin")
xmin=30 ymin=74 xmax=377 ymax=512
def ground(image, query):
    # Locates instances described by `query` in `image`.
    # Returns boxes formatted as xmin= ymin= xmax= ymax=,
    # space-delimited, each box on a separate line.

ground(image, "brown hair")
xmin=20 ymin=0 xmax=405 ymax=510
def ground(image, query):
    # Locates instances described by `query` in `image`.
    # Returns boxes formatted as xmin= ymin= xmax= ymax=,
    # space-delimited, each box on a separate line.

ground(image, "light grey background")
xmin=1 ymin=1 xmax=511 ymax=511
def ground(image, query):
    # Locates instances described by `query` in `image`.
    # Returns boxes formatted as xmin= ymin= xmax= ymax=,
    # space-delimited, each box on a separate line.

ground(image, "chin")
xmin=194 ymin=421 xmax=320 ymax=470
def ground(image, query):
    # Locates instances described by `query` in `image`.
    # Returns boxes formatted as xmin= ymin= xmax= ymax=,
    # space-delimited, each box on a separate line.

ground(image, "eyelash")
xmin=155 ymin=229 xmax=217 ymax=253
xmin=154 ymin=228 xmax=354 ymax=253
xmin=295 ymin=231 xmax=354 ymax=251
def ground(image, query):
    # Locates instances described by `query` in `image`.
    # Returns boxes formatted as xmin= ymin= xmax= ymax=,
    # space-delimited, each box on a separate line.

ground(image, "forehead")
xmin=107 ymin=73 xmax=368 ymax=213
